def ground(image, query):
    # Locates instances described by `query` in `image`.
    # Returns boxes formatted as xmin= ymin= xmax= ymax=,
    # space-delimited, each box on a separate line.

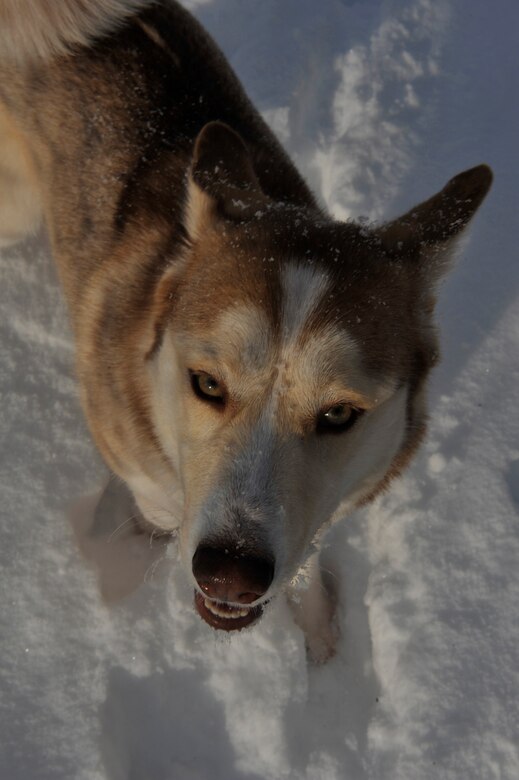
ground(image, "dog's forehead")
xmin=178 ymin=258 xmax=394 ymax=404
xmin=182 ymin=260 xmax=332 ymax=363
xmin=210 ymin=261 xmax=333 ymax=367
xmin=174 ymin=214 xmax=421 ymax=392
xmin=181 ymin=211 xmax=388 ymax=327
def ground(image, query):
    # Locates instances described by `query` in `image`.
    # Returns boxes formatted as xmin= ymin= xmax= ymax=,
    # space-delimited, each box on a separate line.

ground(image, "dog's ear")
xmin=377 ymin=164 xmax=493 ymax=280
xmin=185 ymin=121 xmax=268 ymax=238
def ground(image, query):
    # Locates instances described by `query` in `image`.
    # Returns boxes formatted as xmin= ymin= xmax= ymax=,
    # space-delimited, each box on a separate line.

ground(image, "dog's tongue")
xmin=194 ymin=590 xmax=263 ymax=631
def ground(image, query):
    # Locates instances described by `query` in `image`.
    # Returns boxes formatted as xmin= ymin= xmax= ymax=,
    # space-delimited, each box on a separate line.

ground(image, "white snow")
xmin=1 ymin=0 xmax=518 ymax=778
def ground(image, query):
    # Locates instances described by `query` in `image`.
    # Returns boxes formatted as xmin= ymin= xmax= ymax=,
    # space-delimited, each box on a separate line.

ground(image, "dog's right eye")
xmin=190 ymin=371 xmax=226 ymax=404
xmin=316 ymin=403 xmax=363 ymax=434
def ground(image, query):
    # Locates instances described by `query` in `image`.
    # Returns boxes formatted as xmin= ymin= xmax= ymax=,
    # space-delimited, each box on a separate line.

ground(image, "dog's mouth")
xmin=194 ymin=590 xmax=264 ymax=631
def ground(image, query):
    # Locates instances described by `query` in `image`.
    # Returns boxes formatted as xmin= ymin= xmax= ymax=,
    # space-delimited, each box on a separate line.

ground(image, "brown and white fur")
xmin=0 ymin=0 xmax=492 ymax=661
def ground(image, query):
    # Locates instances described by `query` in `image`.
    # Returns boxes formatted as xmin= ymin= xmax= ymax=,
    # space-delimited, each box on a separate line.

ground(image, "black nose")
xmin=192 ymin=545 xmax=275 ymax=604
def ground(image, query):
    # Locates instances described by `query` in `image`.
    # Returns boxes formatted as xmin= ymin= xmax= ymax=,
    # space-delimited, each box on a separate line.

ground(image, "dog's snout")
xmin=192 ymin=545 xmax=274 ymax=604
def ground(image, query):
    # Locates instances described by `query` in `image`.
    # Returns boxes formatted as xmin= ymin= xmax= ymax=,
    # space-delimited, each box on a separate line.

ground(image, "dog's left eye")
xmin=316 ymin=404 xmax=362 ymax=433
xmin=190 ymin=371 xmax=225 ymax=404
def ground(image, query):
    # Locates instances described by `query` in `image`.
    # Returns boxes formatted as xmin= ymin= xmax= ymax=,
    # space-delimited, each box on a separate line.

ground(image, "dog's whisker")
xmin=318 ymin=565 xmax=340 ymax=583
xmin=107 ymin=513 xmax=140 ymax=542
xmin=143 ymin=555 xmax=167 ymax=584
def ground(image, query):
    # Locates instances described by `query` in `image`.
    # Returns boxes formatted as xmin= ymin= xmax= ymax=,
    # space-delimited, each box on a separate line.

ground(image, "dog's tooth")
xmin=204 ymin=597 xmax=220 ymax=616
xmin=203 ymin=597 xmax=250 ymax=619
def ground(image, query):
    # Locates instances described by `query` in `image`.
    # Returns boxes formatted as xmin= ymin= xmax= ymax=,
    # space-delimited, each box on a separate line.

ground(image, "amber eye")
xmin=190 ymin=371 xmax=225 ymax=404
xmin=316 ymin=404 xmax=362 ymax=434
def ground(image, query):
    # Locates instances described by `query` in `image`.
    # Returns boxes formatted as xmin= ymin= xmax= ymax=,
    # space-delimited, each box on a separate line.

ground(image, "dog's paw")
xmin=305 ymin=616 xmax=339 ymax=665
xmin=287 ymin=551 xmax=340 ymax=664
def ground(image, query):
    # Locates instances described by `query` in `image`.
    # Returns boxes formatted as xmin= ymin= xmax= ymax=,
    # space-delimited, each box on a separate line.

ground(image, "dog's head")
xmin=83 ymin=122 xmax=492 ymax=630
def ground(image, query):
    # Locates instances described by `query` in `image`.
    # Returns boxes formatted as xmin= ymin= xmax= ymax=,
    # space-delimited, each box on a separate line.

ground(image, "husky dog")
xmin=0 ymin=0 xmax=491 ymax=661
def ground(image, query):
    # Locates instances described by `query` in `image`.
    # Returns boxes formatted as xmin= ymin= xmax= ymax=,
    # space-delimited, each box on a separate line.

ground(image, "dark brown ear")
xmin=378 ymin=164 xmax=493 ymax=272
xmin=185 ymin=121 xmax=268 ymax=238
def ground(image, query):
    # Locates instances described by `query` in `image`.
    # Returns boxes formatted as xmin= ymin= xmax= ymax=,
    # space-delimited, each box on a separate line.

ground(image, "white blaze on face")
xmin=280 ymin=263 xmax=331 ymax=339
xmin=270 ymin=263 xmax=332 ymax=411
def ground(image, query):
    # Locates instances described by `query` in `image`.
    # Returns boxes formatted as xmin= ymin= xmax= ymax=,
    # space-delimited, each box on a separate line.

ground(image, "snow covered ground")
xmin=1 ymin=0 xmax=518 ymax=778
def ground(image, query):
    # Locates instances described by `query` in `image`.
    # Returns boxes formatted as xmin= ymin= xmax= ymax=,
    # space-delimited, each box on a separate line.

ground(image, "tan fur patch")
xmin=0 ymin=0 xmax=154 ymax=61
xmin=0 ymin=105 xmax=41 ymax=245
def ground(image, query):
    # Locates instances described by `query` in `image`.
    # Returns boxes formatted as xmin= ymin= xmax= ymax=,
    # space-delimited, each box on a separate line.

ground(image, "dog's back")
xmin=0 ymin=0 xmax=317 ymax=278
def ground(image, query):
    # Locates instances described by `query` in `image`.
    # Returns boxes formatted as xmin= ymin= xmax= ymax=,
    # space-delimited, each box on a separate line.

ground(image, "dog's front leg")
xmin=287 ymin=551 xmax=339 ymax=664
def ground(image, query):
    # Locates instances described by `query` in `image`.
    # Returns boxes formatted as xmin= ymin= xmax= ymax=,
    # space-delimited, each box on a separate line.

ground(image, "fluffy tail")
xmin=0 ymin=0 xmax=153 ymax=62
